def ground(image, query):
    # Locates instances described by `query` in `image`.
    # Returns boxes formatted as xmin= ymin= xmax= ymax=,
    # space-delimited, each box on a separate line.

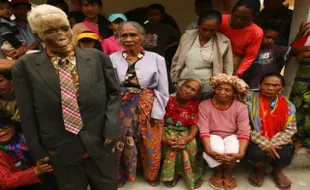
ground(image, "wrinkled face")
xmin=195 ymin=2 xmax=212 ymax=16
xmin=230 ymin=6 xmax=253 ymax=29
xmin=177 ymin=80 xmax=201 ymax=100
xmin=147 ymin=9 xmax=163 ymax=24
xmin=119 ymin=24 xmax=143 ymax=51
xmin=81 ymin=0 xmax=100 ymax=19
xmin=259 ymin=76 xmax=284 ymax=99
xmin=198 ymin=18 xmax=219 ymax=40
xmin=0 ymin=126 xmax=15 ymax=144
xmin=214 ymin=83 xmax=235 ymax=102
xmin=13 ymin=4 xmax=31 ymax=20
xmin=262 ymin=30 xmax=279 ymax=47
xmin=0 ymin=3 xmax=12 ymax=20
xmin=0 ymin=75 xmax=13 ymax=97
xmin=264 ymin=0 xmax=284 ymax=10
xmin=37 ymin=14 xmax=73 ymax=54
xmin=78 ymin=38 xmax=95 ymax=48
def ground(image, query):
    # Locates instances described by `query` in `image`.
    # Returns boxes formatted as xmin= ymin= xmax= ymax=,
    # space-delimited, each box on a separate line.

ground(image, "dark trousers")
xmin=53 ymin=152 xmax=117 ymax=190
xmin=247 ymin=142 xmax=294 ymax=168
xmin=13 ymin=173 xmax=58 ymax=190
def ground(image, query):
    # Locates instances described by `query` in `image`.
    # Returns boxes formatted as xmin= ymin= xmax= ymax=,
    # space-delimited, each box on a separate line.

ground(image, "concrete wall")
xmin=289 ymin=0 xmax=310 ymax=43
xmin=30 ymin=0 xmax=299 ymax=33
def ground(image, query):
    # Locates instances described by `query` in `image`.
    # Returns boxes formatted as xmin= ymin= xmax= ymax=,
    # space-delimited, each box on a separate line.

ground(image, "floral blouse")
xmin=164 ymin=94 xmax=200 ymax=127
xmin=122 ymin=51 xmax=144 ymax=88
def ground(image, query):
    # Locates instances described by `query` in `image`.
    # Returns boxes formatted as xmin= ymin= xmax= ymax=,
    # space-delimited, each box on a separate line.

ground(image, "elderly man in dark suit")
xmin=11 ymin=4 xmax=120 ymax=190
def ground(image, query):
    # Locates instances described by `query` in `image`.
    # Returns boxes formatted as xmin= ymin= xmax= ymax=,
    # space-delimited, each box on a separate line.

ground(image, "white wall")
xmin=289 ymin=0 xmax=310 ymax=43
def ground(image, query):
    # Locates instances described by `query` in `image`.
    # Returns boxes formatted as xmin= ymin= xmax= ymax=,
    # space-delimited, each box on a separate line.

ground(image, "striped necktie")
xmin=58 ymin=58 xmax=83 ymax=134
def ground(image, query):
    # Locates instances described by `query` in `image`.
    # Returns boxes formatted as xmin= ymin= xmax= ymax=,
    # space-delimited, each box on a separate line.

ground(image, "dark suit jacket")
xmin=12 ymin=47 xmax=121 ymax=165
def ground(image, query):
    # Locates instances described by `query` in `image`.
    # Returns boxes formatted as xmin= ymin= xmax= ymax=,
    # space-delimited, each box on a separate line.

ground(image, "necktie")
xmin=58 ymin=58 xmax=83 ymax=134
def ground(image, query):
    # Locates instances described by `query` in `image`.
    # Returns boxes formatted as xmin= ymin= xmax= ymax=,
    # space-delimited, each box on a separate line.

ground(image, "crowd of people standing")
xmin=0 ymin=0 xmax=309 ymax=190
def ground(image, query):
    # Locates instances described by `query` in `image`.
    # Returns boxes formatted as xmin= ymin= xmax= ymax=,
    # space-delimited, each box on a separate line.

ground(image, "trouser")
xmin=14 ymin=173 xmax=58 ymax=190
xmin=53 ymin=152 xmax=117 ymax=190
xmin=247 ymin=142 xmax=294 ymax=168
xmin=203 ymin=135 xmax=240 ymax=168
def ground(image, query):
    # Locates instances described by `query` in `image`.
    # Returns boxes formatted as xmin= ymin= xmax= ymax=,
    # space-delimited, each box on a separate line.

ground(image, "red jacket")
xmin=0 ymin=150 xmax=41 ymax=189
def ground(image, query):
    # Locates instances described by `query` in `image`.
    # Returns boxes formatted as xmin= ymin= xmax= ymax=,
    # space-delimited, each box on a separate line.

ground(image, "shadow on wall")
xmin=124 ymin=7 xmax=180 ymax=32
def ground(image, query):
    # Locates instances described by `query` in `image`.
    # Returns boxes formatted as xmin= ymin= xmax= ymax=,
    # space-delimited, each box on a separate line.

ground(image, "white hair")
xmin=28 ymin=4 xmax=68 ymax=34
xmin=116 ymin=21 xmax=146 ymax=40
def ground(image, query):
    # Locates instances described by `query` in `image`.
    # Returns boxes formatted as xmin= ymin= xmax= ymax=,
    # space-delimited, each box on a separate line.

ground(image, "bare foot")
xmin=272 ymin=170 xmax=291 ymax=190
xmin=248 ymin=165 xmax=265 ymax=187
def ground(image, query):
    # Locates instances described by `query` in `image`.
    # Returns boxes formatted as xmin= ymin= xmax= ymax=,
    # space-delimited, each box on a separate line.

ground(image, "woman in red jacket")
xmin=0 ymin=118 xmax=53 ymax=189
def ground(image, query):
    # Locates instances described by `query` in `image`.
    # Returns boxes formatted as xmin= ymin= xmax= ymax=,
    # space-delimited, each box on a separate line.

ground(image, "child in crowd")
xmin=144 ymin=3 xmax=180 ymax=56
xmin=243 ymin=25 xmax=290 ymax=90
xmin=0 ymin=117 xmax=55 ymax=189
xmin=77 ymin=31 xmax=103 ymax=51
xmin=0 ymin=0 xmax=27 ymax=59
xmin=102 ymin=13 xmax=127 ymax=55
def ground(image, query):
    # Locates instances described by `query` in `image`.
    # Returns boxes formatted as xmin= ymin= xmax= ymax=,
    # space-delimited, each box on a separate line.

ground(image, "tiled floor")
xmin=119 ymin=168 xmax=310 ymax=190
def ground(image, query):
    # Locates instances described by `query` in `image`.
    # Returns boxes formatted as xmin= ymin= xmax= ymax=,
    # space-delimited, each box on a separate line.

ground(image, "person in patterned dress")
xmin=161 ymin=79 xmax=203 ymax=190
xmin=109 ymin=21 xmax=169 ymax=187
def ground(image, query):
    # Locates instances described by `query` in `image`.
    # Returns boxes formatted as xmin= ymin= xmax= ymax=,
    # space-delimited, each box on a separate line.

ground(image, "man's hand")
xmin=104 ymin=138 xmax=113 ymax=146
xmin=34 ymin=164 xmax=53 ymax=176
xmin=264 ymin=145 xmax=281 ymax=160
xmin=2 ymin=49 xmax=17 ymax=58
xmin=13 ymin=45 xmax=28 ymax=59
xmin=34 ymin=157 xmax=53 ymax=176
xmin=298 ymin=21 xmax=310 ymax=36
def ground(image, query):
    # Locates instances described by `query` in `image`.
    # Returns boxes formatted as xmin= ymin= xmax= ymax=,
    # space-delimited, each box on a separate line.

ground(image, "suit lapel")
xmin=35 ymin=52 xmax=61 ymax=97
xmin=75 ymin=48 xmax=92 ymax=108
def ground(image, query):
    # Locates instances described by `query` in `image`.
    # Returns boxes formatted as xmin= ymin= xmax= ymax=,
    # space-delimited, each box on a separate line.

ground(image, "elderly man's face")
xmin=37 ymin=14 xmax=73 ymax=54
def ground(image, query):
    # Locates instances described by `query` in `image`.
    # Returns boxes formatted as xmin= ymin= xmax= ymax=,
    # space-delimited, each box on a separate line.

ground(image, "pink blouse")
xmin=102 ymin=36 xmax=124 ymax=55
xmin=198 ymin=99 xmax=250 ymax=140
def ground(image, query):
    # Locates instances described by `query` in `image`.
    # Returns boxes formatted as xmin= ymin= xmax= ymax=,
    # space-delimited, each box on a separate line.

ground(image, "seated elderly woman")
xmin=110 ymin=21 xmax=169 ymax=187
xmin=161 ymin=79 xmax=203 ymax=190
xmin=198 ymin=73 xmax=250 ymax=190
xmin=247 ymin=73 xmax=297 ymax=190
xmin=0 ymin=117 xmax=53 ymax=189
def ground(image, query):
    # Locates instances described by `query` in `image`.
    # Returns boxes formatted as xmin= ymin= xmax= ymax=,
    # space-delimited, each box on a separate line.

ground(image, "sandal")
xmin=194 ymin=178 xmax=204 ymax=189
xmin=248 ymin=172 xmax=264 ymax=187
xmin=147 ymin=179 xmax=160 ymax=187
xmin=209 ymin=175 xmax=223 ymax=190
xmin=223 ymin=178 xmax=238 ymax=190
xmin=271 ymin=172 xmax=291 ymax=190
xmin=163 ymin=176 xmax=181 ymax=188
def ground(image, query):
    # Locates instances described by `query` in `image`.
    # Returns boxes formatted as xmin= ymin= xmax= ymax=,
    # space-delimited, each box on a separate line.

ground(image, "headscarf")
xmin=0 ymin=132 xmax=31 ymax=170
xmin=210 ymin=73 xmax=249 ymax=103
